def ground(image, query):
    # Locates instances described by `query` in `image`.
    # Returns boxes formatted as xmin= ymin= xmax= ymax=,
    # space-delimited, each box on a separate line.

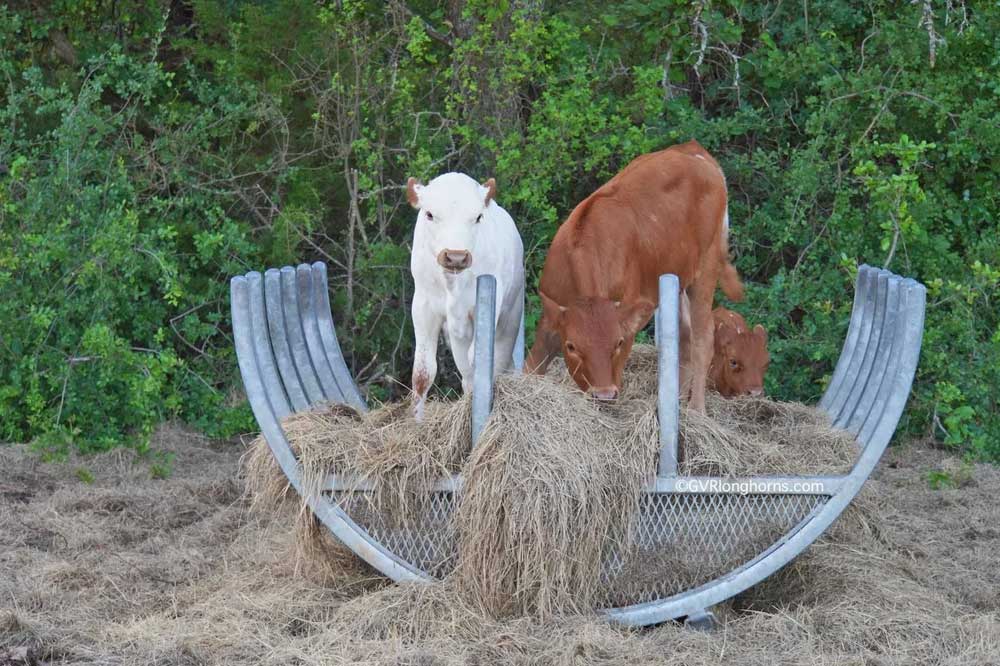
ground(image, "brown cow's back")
xmin=540 ymin=140 xmax=735 ymax=305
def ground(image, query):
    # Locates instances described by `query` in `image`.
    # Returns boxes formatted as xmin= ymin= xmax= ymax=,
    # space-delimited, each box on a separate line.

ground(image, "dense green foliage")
xmin=1 ymin=1 xmax=998 ymax=460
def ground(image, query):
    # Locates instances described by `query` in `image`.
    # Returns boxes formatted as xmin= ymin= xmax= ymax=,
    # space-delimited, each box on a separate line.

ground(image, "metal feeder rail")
xmin=230 ymin=263 xmax=925 ymax=627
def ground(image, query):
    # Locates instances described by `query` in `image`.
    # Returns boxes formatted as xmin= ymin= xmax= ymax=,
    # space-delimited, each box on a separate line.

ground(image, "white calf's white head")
xmin=407 ymin=172 xmax=497 ymax=274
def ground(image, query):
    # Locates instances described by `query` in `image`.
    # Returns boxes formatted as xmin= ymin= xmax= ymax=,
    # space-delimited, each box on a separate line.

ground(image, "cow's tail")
xmin=718 ymin=208 xmax=745 ymax=302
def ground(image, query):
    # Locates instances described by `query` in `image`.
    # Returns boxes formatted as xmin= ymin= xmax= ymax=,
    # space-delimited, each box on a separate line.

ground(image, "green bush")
xmin=0 ymin=7 xmax=266 ymax=452
xmin=1 ymin=1 xmax=998 ymax=461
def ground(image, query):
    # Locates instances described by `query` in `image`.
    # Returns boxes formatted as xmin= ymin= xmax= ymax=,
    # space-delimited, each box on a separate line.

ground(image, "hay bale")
xmin=453 ymin=372 xmax=656 ymax=617
xmin=244 ymin=344 xmax=859 ymax=618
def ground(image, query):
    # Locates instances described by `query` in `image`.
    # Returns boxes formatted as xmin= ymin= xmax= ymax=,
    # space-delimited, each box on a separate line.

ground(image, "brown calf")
xmin=526 ymin=140 xmax=743 ymax=411
xmin=709 ymin=307 xmax=769 ymax=398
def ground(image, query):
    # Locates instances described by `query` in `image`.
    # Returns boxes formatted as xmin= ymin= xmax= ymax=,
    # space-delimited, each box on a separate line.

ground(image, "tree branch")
xmin=393 ymin=2 xmax=455 ymax=48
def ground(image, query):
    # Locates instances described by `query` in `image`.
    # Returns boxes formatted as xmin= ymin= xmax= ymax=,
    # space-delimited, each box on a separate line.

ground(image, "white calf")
xmin=407 ymin=172 xmax=525 ymax=420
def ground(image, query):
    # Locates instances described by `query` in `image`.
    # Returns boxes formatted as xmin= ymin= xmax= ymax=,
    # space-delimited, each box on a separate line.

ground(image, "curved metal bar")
xmin=263 ymin=269 xmax=310 ymax=412
xmin=822 ymin=267 xmax=879 ymax=418
xmin=471 ymin=275 xmax=497 ymax=445
xmin=296 ymin=264 xmax=345 ymax=404
xmin=279 ymin=266 xmax=326 ymax=407
xmin=818 ymin=266 xmax=869 ymax=411
xmin=858 ymin=280 xmax=924 ymax=446
xmin=832 ymin=269 xmax=891 ymax=428
xmin=603 ymin=271 xmax=925 ymax=626
xmin=245 ymin=272 xmax=292 ymax=420
xmin=311 ymin=262 xmax=368 ymax=413
xmin=232 ymin=275 xmax=430 ymax=582
xmin=656 ymin=274 xmax=681 ymax=477
xmin=843 ymin=277 xmax=902 ymax=436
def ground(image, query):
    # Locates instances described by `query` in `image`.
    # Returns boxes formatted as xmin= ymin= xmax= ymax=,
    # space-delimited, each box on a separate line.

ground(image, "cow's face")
xmin=407 ymin=173 xmax=496 ymax=274
xmin=714 ymin=323 xmax=769 ymax=397
xmin=542 ymin=293 xmax=655 ymax=400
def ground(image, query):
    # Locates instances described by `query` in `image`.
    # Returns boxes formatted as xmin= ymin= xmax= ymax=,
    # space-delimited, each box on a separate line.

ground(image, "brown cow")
xmin=709 ymin=307 xmax=769 ymax=398
xmin=526 ymin=140 xmax=743 ymax=412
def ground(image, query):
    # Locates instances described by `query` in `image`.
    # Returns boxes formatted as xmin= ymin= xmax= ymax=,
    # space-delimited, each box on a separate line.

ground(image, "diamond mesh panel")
xmin=331 ymin=491 xmax=457 ymax=577
xmin=331 ymin=490 xmax=828 ymax=605
xmin=598 ymin=493 xmax=827 ymax=607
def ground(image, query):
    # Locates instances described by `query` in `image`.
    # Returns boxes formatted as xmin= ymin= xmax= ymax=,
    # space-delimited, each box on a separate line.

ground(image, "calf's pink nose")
xmin=589 ymin=386 xmax=620 ymax=401
xmin=749 ymin=388 xmax=764 ymax=397
xmin=437 ymin=249 xmax=472 ymax=271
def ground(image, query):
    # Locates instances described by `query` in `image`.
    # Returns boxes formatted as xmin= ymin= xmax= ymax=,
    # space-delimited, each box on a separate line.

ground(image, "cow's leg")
xmin=449 ymin=313 xmax=475 ymax=394
xmin=493 ymin=335 xmax=516 ymax=377
xmin=678 ymin=290 xmax=693 ymax=400
xmin=411 ymin=291 xmax=444 ymax=421
xmin=492 ymin=312 xmax=518 ymax=377
xmin=686 ymin=277 xmax=716 ymax=413
xmin=491 ymin=280 xmax=520 ymax=376
xmin=525 ymin=316 xmax=561 ymax=375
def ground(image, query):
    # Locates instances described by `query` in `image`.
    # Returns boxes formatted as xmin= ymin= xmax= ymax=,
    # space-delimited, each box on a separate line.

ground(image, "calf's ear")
xmin=753 ymin=324 xmax=768 ymax=344
xmin=618 ymin=299 xmax=655 ymax=336
xmin=539 ymin=290 xmax=567 ymax=329
xmin=406 ymin=177 xmax=424 ymax=209
xmin=481 ymin=177 xmax=497 ymax=205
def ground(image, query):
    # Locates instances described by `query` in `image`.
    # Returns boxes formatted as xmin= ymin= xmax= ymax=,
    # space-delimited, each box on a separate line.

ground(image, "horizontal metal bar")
xmin=647 ymin=475 xmax=844 ymax=496
xmin=324 ymin=474 xmax=463 ymax=493
xmin=322 ymin=473 xmax=843 ymax=496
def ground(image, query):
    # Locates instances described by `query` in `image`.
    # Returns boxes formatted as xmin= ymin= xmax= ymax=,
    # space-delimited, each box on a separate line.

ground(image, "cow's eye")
xmin=729 ymin=359 xmax=740 ymax=370
xmin=426 ymin=212 xmax=434 ymax=221
xmin=476 ymin=214 xmax=483 ymax=224
xmin=565 ymin=341 xmax=577 ymax=354
xmin=615 ymin=337 xmax=624 ymax=351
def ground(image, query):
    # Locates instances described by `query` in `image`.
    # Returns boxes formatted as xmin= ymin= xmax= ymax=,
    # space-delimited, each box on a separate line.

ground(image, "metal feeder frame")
xmin=231 ymin=263 xmax=925 ymax=627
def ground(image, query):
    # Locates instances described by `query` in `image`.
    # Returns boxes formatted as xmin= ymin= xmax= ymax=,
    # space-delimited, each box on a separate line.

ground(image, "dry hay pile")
xmin=2 ymin=426 xmax=999 ymax=665
xmin=245 ymin=345 xmax=860 ymax=617
xmin=452 ymin=372 xmax=650 ymax=617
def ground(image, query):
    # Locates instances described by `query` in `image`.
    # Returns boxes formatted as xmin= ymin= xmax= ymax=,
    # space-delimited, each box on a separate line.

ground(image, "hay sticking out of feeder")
xmin=680 ymin=395 xmax=858 ymax=476
xmin=453 ymin=371 xmax=656 ymax=616
xmin=244 ymin=344 xmax=858 ymax=618
xmin=245 ymin=399 xmax=470 ymax=520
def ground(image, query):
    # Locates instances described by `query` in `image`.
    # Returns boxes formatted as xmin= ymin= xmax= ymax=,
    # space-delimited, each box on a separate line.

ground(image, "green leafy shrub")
xmin=0 ymin=7 xmax=267 ymax=452
xmin=1 ymin=1 xmax=998 ymax=462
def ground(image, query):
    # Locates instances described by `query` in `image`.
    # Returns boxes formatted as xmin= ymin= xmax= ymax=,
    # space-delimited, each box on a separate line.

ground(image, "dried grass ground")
xmin=2 ymin=425 xmax=999 ymax=665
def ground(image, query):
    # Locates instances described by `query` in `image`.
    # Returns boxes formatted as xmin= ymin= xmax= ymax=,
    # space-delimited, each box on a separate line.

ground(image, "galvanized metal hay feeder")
xmin=230 ymin=263 xmax=925 ymax=628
